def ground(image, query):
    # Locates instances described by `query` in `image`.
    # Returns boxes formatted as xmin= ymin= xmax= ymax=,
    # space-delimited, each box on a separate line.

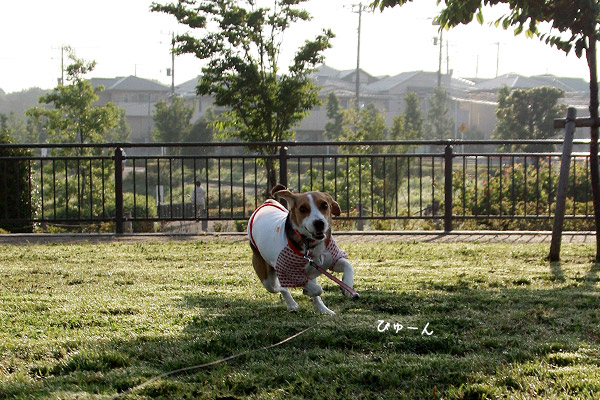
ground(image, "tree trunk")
xmin=265 ymin=157 xmax=277 ymax=199
xmin=586 ymin=38 xmax=600 ymax=261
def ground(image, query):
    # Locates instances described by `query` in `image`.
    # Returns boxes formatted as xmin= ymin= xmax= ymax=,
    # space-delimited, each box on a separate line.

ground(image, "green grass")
xmin=1 ymin=240 xmax=599 ymax=399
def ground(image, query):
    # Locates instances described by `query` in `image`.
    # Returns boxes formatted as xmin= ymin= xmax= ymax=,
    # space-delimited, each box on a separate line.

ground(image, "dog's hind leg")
xmin=264 ymin=270 xmax=299 ymax=311
xmin=251 ymin=244 xmax=298 ymax=311
xmin=304 ymin=279 xmax=335 ymax=315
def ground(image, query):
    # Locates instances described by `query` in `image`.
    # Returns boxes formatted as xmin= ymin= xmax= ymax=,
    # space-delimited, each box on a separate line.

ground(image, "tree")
xmin=105 ymin=108 xmax=131 ymax=144
xmin=188 ymin=109 xmax=215 ymax=142
xmin=343 ymin=103 xmax=387 ymax=143
xmin=26 ymin=50 xmax=122 ymax=151
xmin=152 ymin=96 xmax=194 ymax=152
xmin=424 ymin=87 xmax=454 ymax=139
xmin=151 ymin=0 xmax=333 ymax=187
xmin=403 ymin=91 xmax=424 ymax=138
xmin=371 ymin=0 xmax=600 ymax=259
xmin=324 ymin=93 xmax=344 ymax=140
xmin=24 ymin=50 xmax=126 ymax=226
xmin=494 ymin=86 xmax=566 ymax=152
xmin=0 ymin=112 xmax=27 ymax=143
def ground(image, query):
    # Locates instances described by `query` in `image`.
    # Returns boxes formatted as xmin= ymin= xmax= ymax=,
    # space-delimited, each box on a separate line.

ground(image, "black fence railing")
xmin=0 ymin=140 xmax=595 ymax=234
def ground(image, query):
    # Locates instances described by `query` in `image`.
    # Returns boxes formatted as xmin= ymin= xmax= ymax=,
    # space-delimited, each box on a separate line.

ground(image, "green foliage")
xmin=152 ymin=97 xmax=193 ymax=144
xmin=454 ymin=161 xmax=593 ymax=230
xmin=402 ymin=91 xmax=424 ymax=138
xmin=0 ymin=87 xmax=49 ymax=120
xmin=324 ymin=93 xmax=344 ymax=140
xmin=424 ymin=87 xmax=454 ymax=139
xmin=0 ymin=112 xmax=28 ymax=143
xmin=372 ymin=0 xmax=599 ymax=59
xmin=25 ymin=50 xmax=124 ymax=151
xmin=494 ymin=86 xmax=566 ymax=152
xmin=152 ymin=0 xmax=333 ymax=151
xmin=104 ymin=108 xmax=131 ymax=143
xmin=319 ymin=101 xmax=427 ymax=224
xmin=38 ymin=159 xmax=115 ymax=225
xmin=342 ymin=103 xmax=387 ymax=143
xmin=0 ymin=131 xmax=35 ymax=232
xmin=152 ymin=0 xmax=332 ymax=189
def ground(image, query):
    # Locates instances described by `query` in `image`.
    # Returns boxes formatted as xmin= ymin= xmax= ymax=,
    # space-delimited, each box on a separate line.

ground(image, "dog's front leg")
xmin=331 ymin=259 xmax=354 ymax=297
xmin=304 ymin=279 xmax=335 ymax=315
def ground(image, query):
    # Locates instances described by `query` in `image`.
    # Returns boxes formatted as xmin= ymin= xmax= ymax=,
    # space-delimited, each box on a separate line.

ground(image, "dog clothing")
xmin=248 ymin=200 xmax=347 ymax=288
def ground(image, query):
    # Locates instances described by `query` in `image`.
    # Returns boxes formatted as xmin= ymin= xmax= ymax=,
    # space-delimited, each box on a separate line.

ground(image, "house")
xmin=91 ymin=76 xmax=171 ymax=143
xmin=93 ymin=67 xmax=591 ymax=146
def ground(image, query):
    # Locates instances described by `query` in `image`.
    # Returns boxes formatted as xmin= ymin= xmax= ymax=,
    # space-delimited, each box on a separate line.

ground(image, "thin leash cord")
xmin=111 ymin=321 xmax=321 ymax=399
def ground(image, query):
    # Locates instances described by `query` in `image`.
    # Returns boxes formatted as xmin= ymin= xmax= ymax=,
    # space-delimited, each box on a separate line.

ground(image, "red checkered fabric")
xmin=274 ymin=237 xmax=348 ymax=288
xmin=274 ymin=246 xmax=309 ymax=287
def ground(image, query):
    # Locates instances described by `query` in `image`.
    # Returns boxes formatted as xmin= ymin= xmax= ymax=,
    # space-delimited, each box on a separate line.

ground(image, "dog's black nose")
xmin=313 ymin=219 xmax=325 ymax=232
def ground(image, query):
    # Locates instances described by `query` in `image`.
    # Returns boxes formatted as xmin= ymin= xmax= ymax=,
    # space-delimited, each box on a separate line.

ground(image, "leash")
xmin=111 ymin=322 xmax=320 ymax=399
xmin=302 ymin=241 xmax=360 ymax=300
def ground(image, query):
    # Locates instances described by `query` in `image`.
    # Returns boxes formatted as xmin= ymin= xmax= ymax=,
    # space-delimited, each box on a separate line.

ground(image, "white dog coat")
xmin=248 ymin=201 xmax=347 ymax=287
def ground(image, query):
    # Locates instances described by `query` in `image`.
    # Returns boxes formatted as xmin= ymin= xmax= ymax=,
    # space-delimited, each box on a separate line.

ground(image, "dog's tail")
xmin=270 ymin=184 xmax=287 ymax=198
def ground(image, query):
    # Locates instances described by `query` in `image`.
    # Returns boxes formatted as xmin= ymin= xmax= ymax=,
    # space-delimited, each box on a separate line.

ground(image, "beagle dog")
xmin=248 ymin=184 xmax=355 ymax=315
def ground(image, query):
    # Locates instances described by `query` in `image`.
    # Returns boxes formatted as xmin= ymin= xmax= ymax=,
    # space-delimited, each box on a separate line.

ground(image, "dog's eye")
xmin=321 ymin=202 xmax=328 ymax=210
xmin=299 ymin=205 xmax=309 ymax=213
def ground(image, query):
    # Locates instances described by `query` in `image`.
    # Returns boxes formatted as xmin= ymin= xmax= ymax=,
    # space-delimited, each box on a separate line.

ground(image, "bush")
xmin=453 ymin=162 xmax=593 ymax=231
xmin=0 ymin=133 xmax=36 ymax=232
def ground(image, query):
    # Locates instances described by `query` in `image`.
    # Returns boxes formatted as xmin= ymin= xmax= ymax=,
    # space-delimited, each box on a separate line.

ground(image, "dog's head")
xmin=272 ymin=185 xmax=341 ymax=242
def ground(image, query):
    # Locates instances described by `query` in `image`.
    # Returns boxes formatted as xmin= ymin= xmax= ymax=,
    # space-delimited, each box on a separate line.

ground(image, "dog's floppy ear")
xmin=272 ymin=189 xmax=297 ymax=209
xmin=270 ymin=184 xmax=287 ymax=197
xmin=325 ymin=193 xmax=341 ymax=216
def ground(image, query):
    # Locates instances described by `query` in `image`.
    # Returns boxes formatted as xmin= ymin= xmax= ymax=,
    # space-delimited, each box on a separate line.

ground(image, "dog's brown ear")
xmin=270 ymin=184 xmax=287 ymax=197
xmin=325 ymin=193 xmax=341 ymax=216
xmin=272 ymin=189 xmax=297 ymax=209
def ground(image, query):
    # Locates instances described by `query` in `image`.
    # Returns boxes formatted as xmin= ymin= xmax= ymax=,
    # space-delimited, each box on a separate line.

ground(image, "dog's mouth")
xmin=312 ymin=232 xmax=326 ymax=241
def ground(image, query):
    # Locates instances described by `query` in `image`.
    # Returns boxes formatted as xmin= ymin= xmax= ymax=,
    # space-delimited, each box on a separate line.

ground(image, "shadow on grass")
xmin=550 ymin=261 xmax=565 ymax=282
xmin=3 ymin=282 xmax=600 ymax=399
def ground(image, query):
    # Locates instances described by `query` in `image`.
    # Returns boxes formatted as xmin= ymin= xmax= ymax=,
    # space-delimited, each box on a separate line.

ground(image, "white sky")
xmin=0 ymin=0 xmax=593 ymax=94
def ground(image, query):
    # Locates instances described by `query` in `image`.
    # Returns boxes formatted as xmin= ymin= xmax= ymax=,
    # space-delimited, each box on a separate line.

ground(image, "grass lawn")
xmin=0 ymin=239 xmax=599 ymax=399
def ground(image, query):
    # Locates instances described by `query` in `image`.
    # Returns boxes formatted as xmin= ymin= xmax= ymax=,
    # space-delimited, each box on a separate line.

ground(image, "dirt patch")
xmin=0 ymin=231 xmax=594 ymax=245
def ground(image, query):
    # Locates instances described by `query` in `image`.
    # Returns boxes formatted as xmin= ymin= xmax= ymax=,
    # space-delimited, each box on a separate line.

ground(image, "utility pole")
xmin=495 ymin=42 xmax=500 ymax=77
xmin=53 ymin=45 xmax=68 ymax=85
xmin=432 ymin=20 xmax=443 ymax=87
xmin=171 ymin=32 xmax=175 ymax=98
xmin=60 ymin=46 xmax=65 ymax=86
xmin=437 ymin=29 xmax=443 ymax=87
xmin=352 ymin=3 xmax=368 ymax=108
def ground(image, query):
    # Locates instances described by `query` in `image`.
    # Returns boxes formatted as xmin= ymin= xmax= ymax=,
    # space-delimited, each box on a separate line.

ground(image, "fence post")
xmin=444 ymin=144 xmax=453 ymax=232
xmin=279 ymin=145 xmax=288 ymax=188
xmin=549 ymin=107 xmax=577 ymax=261
xmin=114 ymin=147 xmax=124 ymax=235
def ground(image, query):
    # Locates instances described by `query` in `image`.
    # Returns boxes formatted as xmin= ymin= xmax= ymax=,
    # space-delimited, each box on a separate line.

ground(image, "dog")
xmin=247 ymin=184 xmax=355 ymax=315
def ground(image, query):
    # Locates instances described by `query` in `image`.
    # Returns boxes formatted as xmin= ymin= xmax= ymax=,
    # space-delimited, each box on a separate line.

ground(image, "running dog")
xmin=248 ymin=185 xmax=355 ymax=315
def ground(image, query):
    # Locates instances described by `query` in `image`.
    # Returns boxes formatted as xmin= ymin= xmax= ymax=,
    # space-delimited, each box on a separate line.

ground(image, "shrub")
xmin=453 ymin=162 xmax=593 ymax=231
xmin=0 ymin=133 xmax=36 ymax=232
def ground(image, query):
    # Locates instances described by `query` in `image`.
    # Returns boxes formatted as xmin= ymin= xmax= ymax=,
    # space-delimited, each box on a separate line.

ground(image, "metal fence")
xmin=0 ymin=140 xmax=595 ymax=233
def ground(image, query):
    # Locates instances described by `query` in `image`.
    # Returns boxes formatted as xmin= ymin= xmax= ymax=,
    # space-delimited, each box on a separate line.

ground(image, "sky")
xmin=0 ymin=0 xmax=593 ymax=94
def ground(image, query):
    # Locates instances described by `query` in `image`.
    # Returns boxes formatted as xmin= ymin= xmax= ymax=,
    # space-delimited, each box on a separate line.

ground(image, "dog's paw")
xmin=341 ymin=287 xmax=353 ymax=298
xmin=312 ymin=296 xmax=336 ymax=315
xmin=286 ymin=302 xmax=299 ymax=312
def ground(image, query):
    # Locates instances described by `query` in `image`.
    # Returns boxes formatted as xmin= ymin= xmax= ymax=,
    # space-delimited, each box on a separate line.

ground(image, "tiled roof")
xmin=471 ymin=73 xmax=577 ymax=92
xmin=91 ymin=76 xmax=169 ymax=92
xmin=365 ymin=71 xmax=421 ymax=92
